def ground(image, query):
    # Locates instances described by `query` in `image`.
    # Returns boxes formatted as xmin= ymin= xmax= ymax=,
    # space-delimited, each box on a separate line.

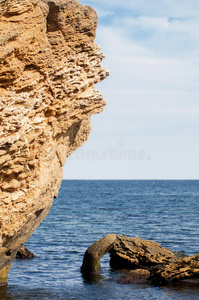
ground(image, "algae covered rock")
xmin=81 ymin=234 xmax=116 ymax=274
xmin=81 ymin=234 xmax=199 ymax=286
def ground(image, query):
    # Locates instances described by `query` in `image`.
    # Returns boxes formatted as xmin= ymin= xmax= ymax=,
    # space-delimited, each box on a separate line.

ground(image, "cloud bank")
xmin=64 ymin=0 xmax=199 ymax=179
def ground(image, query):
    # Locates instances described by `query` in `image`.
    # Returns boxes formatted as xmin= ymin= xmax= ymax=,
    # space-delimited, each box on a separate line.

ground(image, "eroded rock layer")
xmin=110 ymin=236 xmax=199 ymax=285
xmin=150 ymin=254 xmax=199 ymax=285
xmin=0 ymin=0 xmax=109 ymax=285
xmin=110 ymin=235 xmax=175 ymax=269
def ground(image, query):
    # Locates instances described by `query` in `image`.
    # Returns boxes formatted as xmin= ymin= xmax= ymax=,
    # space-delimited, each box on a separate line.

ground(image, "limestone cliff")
xmin=0 ymin=0 xmax=109 ymax=285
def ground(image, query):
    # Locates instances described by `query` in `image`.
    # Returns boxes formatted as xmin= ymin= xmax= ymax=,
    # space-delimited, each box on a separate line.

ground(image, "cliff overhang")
xmin=0 ymin=0 xmax=109 ymax=285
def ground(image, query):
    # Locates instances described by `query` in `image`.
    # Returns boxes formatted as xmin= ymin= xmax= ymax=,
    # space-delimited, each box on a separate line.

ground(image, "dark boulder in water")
xmin=117 ymin=269 xmax=151 ymax=284
xmin=16 ymin=246 xmax=36 ymax=259
xmin=81 ymin=234 xmax=116 ymax=274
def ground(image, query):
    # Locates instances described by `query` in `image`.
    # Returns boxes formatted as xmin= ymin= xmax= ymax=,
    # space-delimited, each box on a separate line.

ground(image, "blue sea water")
xmin=1 ymin=180 xmax=199 ymax=299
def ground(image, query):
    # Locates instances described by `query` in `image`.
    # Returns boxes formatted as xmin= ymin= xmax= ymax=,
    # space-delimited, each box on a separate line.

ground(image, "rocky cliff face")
xmin=0 ymin=0 xmax=109 ymax=285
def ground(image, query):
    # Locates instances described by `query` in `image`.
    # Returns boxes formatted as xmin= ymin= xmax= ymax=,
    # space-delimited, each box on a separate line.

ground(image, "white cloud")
xmin=98 ymin=16 xmax=199 ymax=58
xmin=81 ymin=0 xmax=199 ymax=18
xmin=64 ymin=0 xmax=199 ymax=179
xmin=95 ymin=8 xmax=115 ymax=19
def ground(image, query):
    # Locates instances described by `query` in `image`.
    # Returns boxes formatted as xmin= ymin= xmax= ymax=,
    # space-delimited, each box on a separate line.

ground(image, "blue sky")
xmin=64 ymin=0 xmax=199 ymax=179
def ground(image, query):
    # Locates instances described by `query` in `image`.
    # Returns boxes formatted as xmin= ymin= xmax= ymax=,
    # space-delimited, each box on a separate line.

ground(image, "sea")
xmin=1 ymin=180 xmax=199 ymax=300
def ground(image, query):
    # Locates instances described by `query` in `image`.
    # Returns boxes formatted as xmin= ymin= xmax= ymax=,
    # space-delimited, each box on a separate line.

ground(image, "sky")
xmin=64 ymin=0 xmax=199 ymax=179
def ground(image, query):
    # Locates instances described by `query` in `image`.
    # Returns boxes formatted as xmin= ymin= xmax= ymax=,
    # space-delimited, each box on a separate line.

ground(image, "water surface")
xmin=2 ymin=180 xmax=199 ymax=299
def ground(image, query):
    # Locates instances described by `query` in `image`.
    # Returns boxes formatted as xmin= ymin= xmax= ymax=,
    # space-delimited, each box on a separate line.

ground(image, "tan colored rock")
xmin=0 ymin=0 xmax=109 ymax=285
xmin=150 ymin=254 xmax=199 ymax=284
xmin=110 ymin=235 xmax=175 ymax=269
xmin=110 ymin=236 xmax=199 ymax=285
xmin=81 ymin=234 xmax=117 ymax=274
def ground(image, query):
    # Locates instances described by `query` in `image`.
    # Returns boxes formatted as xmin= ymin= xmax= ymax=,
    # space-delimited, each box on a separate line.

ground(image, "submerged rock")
xmin=16 ymin=246 xmax=36 ymax=259
xmin=117 ymin=269 xmax=151 ymax=284
xmin=81 ymin=234 xmax=116 ymax=274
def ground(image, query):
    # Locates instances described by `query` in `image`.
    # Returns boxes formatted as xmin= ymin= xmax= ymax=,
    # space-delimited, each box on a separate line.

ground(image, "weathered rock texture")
xmin=82 ymin=235 xmax=199 ymax=285
xmin=110 ymin=236 xmax=199 ymax=286
xmin=110 ymin=235 xmax=175 ymax=269
xmin=150 ymin=254 xmax=199 ymax=285
xmin=0 ymin=0 xmax=109 ymax=285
